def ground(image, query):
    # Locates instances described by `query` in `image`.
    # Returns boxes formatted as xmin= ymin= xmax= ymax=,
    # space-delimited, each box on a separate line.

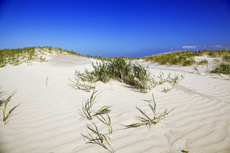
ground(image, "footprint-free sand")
xmin=0 ymin=54 xmax=230 ymax=153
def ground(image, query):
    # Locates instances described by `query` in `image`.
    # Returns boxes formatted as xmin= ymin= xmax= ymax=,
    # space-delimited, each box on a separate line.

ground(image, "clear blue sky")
xmin=0 ymin=0 xmax=230 ymax=58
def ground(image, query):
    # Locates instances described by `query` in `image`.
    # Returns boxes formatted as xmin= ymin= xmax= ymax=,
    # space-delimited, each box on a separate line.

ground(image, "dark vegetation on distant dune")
xmin=143 ymin=50 xmax=230 ymax=66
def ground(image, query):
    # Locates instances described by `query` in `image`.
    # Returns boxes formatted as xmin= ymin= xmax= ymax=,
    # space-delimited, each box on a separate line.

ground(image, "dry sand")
xmin=0 ymin=54 xmax=230 ymax=153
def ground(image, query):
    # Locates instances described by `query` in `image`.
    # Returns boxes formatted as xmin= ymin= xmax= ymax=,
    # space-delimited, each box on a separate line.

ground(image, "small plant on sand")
xmin=197 ymin=59 xmax=208 ymax=65
xmin=1 ymin=88 xmax=18 ymax=125
xmin=123 ymin=94 xmax=175 ymax=128
xmin=158 ymin=72 xmax=170 ymax=85
xmin=193 ymin=66 xmax=201 ymax=75
xmin=162 ymin=83 xmax=176 ymax=93
xmin=158 ymin=73 xmax=184 ymax=92
xmin=0 ymin=87 xmax=4 ymax=106
xmin=82 ymin=114 xmax=114 ymax=153
xmin=167 ymin=74 xmax=184 ymax=84
xmin=46 ymin=76 xmax=49 ymax=87
xmin=69 ymin=77 xmax=96 ymax=92
xmin=79 ymin=89 xmax=111 ymax=120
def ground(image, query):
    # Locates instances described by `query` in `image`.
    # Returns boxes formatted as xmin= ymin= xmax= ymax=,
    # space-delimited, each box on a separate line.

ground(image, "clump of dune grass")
xmin=222 ymin=55 xmax=230 ymax=62
xmin=79 ymin=89 xmax=111 ymax=120
xmin=75 ymin=57 xmax=155 ymax=92
xmin=82 ymin=114 xmax=114 ymax=153
xmin=0 ymin=87 xmax=19 ymax=125
xmin=212 ymin=62 xmax=230 ymax=74
xmin=123 ymin=94 xmax=175 ymax=128
xmin=0 ymin=47 xmax=48 ymax=67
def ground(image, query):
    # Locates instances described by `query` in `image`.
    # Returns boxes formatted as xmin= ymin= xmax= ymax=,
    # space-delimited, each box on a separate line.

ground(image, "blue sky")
xmin=0 ymin=0 xmax=230 ymax=58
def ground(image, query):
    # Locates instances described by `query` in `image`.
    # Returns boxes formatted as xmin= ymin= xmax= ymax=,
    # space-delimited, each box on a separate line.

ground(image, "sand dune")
xmin=0 ymin=54 xmax=230 ymax=153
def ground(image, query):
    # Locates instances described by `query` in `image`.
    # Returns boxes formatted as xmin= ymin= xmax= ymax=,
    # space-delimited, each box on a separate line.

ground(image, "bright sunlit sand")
xmin=0 ymin=52 xmax=230 ymax=153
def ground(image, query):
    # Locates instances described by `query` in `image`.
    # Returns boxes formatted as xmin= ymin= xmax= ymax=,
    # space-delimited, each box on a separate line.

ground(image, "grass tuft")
xmin=82 ymin=114 xmax=114 ymax=153
xmin=79 ymin=89 xmax=111 ymax=120
xmin=69 ymin=77 xmax=95 ymax=92
xmin=75 ymin=57 xmax=155 ymax=92
xmin=212 ymin=62 xmax=230 ymax=74
xmin=123 ymin=93 xmax=175 ymax=128
xmin=157 ymin=72 xmax=184 ymax=92
xmin=1 ymin=88 xmax=19 ymax=125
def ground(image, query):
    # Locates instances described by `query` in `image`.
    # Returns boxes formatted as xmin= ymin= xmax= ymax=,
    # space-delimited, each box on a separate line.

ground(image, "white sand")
xmin=0 ymin=54 xmax=230 ymax=153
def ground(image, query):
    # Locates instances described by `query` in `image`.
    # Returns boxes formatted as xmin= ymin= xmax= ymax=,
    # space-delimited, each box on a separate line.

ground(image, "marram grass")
xmin=79 ymin=89 xmax=111 ymax=120
xmin=0 ymin=88 xmax=19 ymax=125
xmin=69 ymin=77 xmax=95 ymax=92
xmin=82 ymin=114 xmax=114 ymax=153
xmin=143 ymin=49 xmax=230 ymax=66
xmin=123 ymin=93 xmax=175 ymax=128
xmin=75 ymin=57 xmax=156 ymax=92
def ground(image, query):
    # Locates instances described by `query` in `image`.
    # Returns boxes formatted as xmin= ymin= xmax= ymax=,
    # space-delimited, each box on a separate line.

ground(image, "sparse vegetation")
xmin=79 ymin=89 xmax=111 ymax=120
xmin=143 ymin=50 xmax=230 ymax=66
xmin=82 ymin=114 xmax=114 ymax=153
xmin=222 ymin=55 xmax=230 ymax=62
xmin=193 ymin=66 xmax=201 ymax=75
xmin=75 ymin=57 xmax=155 ymax=92
xmin=80 ymin=89 xmax=114 ymax=152
xmin=197 ymin=59 xmax=208 ymax=65
xmin=1 ymin=47 xmax=230 ymax=68
xmin=0 ymin=87 xmax=18 ymax=125
xmin=211 ymin=53 xmax=230 ymax=75
xmin=123 ymin=94 xmax=175 ymax=128
xmin=157 ymin=72 xmax=184 ymax=92
xmin=212 ymin=62 xmax=230 ymax=74
xmin=69 ymin=77 xmax=96 ymax=92
xmin=46 ymin=76 xmax=49 ymax=87
xmin=0 ymin=47 xmax=47 ymax=67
